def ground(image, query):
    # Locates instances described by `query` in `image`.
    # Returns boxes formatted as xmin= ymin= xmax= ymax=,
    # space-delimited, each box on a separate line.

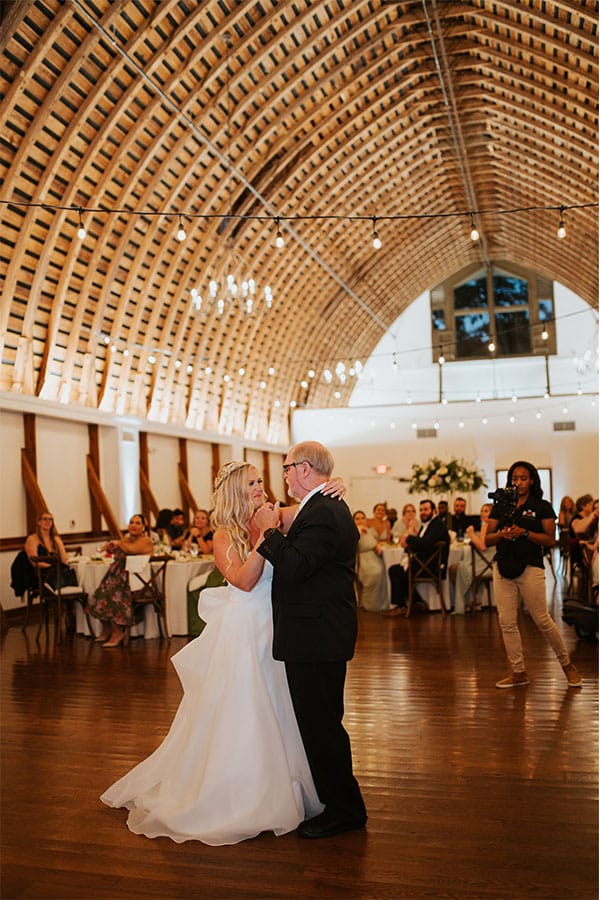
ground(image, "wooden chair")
xmin=128 ymin=555 xmax=170 ymax=640
xmin=406 ymin=541 xmax=448 ymax=618
xmin=28 ymin=555 xmax=89 ymax=642
xmin=557 ymin=528 xmax=571 ymax=578
xmin=470 ymin=545 xmax=494 ymax=610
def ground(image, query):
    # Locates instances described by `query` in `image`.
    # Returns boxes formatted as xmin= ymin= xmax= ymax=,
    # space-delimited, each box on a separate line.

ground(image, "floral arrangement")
xmin=408 ymin=457 xmax=487 ymax=495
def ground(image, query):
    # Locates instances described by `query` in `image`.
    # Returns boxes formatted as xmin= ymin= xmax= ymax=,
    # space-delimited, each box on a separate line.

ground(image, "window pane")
xmin=539 ymin=299 xmax=553 ymax=322
xmin=493 ymin=274 xmax=528 ymax=307
xmin=432 ymin=308 xmax=446 ymax=330
xmin=454 ymin=277 xmax=487 ymax=310
xmin=455 ymin=313 xmax=490 ymax=358
xmin=496 ymin=311 xmax=531 ymax=354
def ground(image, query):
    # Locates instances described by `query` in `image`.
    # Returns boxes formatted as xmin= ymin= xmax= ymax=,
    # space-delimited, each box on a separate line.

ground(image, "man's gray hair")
xmin=289 ymin=441 xmax=334 ymax=477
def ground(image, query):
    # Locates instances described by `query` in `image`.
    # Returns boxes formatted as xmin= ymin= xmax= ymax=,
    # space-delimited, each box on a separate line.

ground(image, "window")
xmin=430 ymin=263 xmax=556 ymax=362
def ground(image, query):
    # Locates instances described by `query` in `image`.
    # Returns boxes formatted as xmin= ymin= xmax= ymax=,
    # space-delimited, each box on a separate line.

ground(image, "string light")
xmin=77 ymin=208 xmax=86 ymax=239
xmin=488 ymin=341 xmax=496 ymax=353
xmin=469 ymin=213 xmax=479 ymax=242
xmin=275 ymin=217 xmax=285 ymax=249
xmin=372 ymin=217 xmax=382 ymax=250
xmin=176 ymin=215 xmax=186 ymax=242
xmin=557 ymin=207 xmax=567 ymax=239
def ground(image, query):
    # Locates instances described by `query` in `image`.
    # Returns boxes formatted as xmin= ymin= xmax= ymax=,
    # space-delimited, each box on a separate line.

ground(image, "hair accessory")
xmin=214 ymin=461 xmax=249 ymax=491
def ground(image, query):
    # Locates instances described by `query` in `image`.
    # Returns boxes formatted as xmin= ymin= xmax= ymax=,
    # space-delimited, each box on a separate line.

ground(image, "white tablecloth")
xmin=72 ymin=555 xmax=215 ymax=638
xmin=381 ymin=542 xmax=466 ymax=612
xmin=164 ymin=557 xmax=215 ymax=635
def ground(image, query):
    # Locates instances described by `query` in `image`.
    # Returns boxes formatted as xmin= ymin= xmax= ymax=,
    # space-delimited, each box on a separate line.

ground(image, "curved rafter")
xmin=0 ymin=0 xmax=597 ymax=445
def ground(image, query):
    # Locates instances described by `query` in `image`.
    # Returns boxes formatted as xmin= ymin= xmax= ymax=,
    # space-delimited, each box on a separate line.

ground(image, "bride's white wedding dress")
xmin=101 ymin=563 xmax=323 ymax=845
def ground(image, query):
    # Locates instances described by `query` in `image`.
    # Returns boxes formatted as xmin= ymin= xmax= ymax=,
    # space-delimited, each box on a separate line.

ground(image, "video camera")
xmin=488 ymin=484 xmax=519 ymax=525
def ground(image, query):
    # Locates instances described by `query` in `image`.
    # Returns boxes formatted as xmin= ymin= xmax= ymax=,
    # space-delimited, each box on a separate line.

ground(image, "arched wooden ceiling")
xmin=1 ymin=0 xmax=597 ymax=445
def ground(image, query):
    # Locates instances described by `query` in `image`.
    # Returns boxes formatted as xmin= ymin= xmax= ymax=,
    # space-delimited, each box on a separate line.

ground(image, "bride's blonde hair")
xmin=211 ymin=461 xmax=257 ymax=562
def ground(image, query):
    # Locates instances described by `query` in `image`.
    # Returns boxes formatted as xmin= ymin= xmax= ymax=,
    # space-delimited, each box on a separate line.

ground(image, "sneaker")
xmin=495 ymin=671 xmax=529 ymax=689
xmin=563 ymin=663 xmax=583 ymax=688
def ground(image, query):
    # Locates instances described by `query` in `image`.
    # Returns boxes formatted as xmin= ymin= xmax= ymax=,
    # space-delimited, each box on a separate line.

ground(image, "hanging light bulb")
xmin=557 ymin=207 xmax=566 ymax=239
xmin=488 ymin=341 xmax=496 ymax=353
xmin=469 ymin=213 xmax=479 ymax=242
xmin=176 ymin=215 xmax=187 ymax=242
xmin=275 ymin=217 xmax=285 ymax=249
xmin=77 ymin=208 xmax=86 ymax=239
xmin=372 ymin=216 xmax=382 ymax=250
xmin=541 ymin=326 xmax=549 ymax=341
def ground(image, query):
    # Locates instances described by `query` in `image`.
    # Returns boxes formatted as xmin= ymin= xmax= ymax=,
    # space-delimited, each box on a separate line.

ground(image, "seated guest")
xmin=436 ymin=500 xmax=450 ymax=529
xmin=368 ymin=502 xmax=392 ymax=543
xmin=167 ymin=508 xmax=187 ymax=549
xmin=386 ymin=499 xmax=449 ymax=616
xmin=154 ymin=508 xmax=173 ymax=545
xmin=451 ymin=503 xmax=495 ymax=614
xmin=182 ymin=509 xmax=214 ymax=555
xmin=569 ymin=494 xmax=597 ymax=568
xmin=580 ymin=499 xmax=599 ymax=588
xmin=24 ymin=511 xmax=72 ymax=589
xmin=451 ymin=497 xmax=469 ymax=539
xmin=353 ymin=511 xmax=389 ymax=613
xmin=558 ymin=495 xmax=576 ymax=530
xmin=392 ymin=503 xmax=419 ymax=543
xmin=86 ymin=514 xmax=154 ymax=647
xmin=386 ymin=507 xmax=398 ymax=535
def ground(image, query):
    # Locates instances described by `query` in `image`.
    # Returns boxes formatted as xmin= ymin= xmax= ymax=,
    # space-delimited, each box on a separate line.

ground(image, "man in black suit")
xmin=256 ymin=441 xmax=367 ymax=839
xmin=385 ymin=499 xmax=450 ymax=616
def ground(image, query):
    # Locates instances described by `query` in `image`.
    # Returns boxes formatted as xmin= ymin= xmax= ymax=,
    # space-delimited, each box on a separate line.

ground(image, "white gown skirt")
xmin=101 ymin=566 xmax=323 ymax=845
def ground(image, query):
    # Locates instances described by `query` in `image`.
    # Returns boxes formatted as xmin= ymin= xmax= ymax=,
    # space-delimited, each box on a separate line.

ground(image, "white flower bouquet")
xmin=408 ymin=457 xmax=487 ymax=495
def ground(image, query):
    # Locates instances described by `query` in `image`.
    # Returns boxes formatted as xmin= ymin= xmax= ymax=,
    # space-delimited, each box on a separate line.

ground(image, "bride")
xmin=101 ymin=461 xmax=344 ymax=845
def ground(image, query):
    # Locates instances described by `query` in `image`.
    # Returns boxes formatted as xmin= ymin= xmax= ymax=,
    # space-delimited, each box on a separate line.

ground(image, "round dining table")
xmin=72 ymin=554 xmax=216 ymax=637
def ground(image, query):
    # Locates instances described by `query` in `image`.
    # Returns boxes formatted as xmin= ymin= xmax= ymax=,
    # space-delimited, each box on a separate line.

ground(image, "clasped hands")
xmin=500 ymin=525 xmax=527 ymax=542
xmin=254 ymin=502 xmax=281 ymax=534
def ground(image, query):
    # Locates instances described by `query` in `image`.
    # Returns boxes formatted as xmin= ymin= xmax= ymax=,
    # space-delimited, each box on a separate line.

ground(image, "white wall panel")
xmin=37 ymin=417 xmax=91 ymax=534
xmin=0 ymin=410 xmax=26 ymax=537
xmin=187 ymin=440 xmax=214 ymax=511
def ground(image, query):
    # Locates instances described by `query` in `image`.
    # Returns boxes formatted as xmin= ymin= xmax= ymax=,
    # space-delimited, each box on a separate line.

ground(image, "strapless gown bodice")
xmin=101 ymin=563 xmax=323 ymax=845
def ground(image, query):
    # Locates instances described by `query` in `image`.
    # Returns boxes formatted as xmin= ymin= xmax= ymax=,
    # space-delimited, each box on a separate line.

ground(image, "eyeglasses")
xmin=39 ymin=516 xmax=53 ymax=521
xmin=282 ymin=460 xmax=311 ymax=474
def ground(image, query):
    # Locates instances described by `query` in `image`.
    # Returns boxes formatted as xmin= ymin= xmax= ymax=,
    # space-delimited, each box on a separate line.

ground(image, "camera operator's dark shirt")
xmin=491 ymin=495 xmax=556 ymax=572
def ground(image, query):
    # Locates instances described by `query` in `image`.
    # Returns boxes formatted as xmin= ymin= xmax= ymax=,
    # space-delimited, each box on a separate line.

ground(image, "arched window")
xmin=430 ymin=262 xmax=556 ymax=362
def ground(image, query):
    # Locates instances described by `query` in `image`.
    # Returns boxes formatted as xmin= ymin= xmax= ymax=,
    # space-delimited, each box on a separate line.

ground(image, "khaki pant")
xmin=492 ymin=563 xmax=570 ymax=673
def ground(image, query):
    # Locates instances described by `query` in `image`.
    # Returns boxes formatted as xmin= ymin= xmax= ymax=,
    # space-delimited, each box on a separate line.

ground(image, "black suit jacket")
xmin=258 ymin=491 xmax=358 ymax=663
xmin=406 ymin=516 xmax=450 ymax=575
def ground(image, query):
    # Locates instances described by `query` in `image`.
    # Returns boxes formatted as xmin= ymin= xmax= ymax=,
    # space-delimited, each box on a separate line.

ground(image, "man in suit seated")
xmin=385 ymin=499 xmax=450 ymax=616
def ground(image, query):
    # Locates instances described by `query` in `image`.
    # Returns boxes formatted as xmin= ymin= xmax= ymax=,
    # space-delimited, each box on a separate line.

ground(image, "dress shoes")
xmin=297 ymin=809 xmax=366 ymax=839
xmin=384 ymin=606 xmax=406 ymax=617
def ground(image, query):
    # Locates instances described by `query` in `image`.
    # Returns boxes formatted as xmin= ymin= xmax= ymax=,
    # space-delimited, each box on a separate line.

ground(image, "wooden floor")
xmin=2 ymin=578 xmax=598 ymax=900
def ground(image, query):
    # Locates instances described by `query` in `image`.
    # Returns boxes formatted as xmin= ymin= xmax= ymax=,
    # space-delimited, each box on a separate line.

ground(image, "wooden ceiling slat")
xmin=0 ymin=0 xmax=597 ymax=431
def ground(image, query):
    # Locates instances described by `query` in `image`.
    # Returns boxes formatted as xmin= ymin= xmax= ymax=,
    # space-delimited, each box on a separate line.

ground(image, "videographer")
xmin=485 ymin=460 xmax=582 ymax=690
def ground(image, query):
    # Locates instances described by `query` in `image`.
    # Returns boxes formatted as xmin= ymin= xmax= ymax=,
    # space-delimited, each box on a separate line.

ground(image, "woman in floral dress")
xmin=87 ymin=514 xmax=153 ymax=647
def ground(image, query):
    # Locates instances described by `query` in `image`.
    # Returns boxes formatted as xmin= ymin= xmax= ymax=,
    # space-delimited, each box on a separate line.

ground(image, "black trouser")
xmin=388 ymin=564 xmax=409 ymax=607
xmin=285 ymin=660 xmax=366 ymax=822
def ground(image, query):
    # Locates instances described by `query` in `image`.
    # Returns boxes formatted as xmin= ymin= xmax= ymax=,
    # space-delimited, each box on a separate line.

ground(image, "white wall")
xmin=322 ymin=431 xmax=598 ymax=519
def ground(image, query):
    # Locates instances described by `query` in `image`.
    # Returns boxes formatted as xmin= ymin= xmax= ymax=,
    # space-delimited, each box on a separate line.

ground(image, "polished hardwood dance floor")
xmin=2 ymin=586 xmax=598 ymax=899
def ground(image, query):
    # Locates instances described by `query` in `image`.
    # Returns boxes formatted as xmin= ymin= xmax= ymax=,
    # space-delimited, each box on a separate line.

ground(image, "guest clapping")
xmin=182 ymin=509 xmax=214 ymax=555
xmin=392 ymin=503 xmax=419 ymax=546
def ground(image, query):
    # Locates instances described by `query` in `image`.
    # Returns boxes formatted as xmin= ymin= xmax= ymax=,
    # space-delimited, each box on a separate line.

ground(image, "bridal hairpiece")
xmin=214 ymin=461 xmax=249 ymax=491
